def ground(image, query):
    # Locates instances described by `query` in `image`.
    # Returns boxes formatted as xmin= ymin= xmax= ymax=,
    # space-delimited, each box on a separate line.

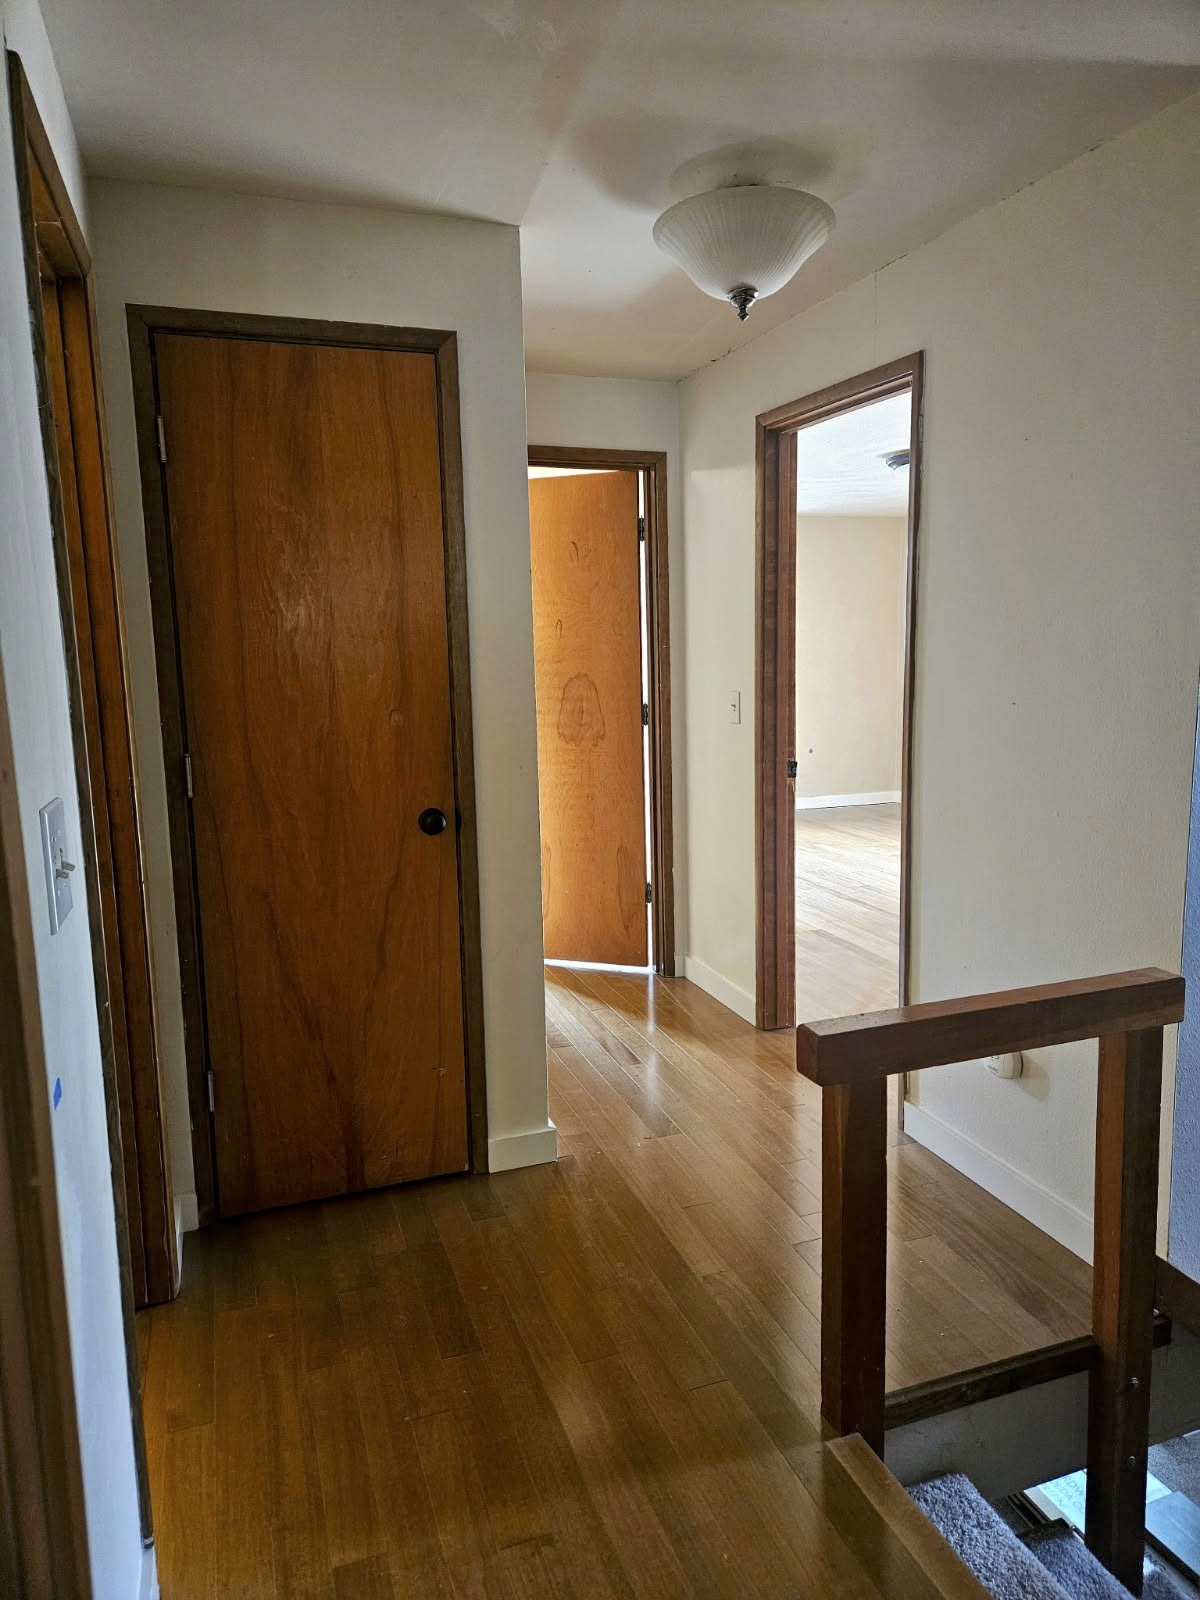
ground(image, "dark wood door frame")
xmin=527 ymin=445 xmax=675 ymax=977
xmin=0 ymin=769 xmax=95 ymax=1598
xmin=9 ymin=49 xmax=157 ymax=1552
xmin=129 ymin=306 xmax=489 ymax=1220
xmin=755 ymin=352 xmax=924 ymax=1032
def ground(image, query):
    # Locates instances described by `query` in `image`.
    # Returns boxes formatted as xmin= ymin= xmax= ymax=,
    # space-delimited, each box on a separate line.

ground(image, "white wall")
xmin=524 ymin=371 xmax=684 ymax=965
xmin=0 ymin=4 xmax=149 ymax=1596
xmin=681 ymin=93 xmax=1200 ymax=1257
xmin=795 ymin=514 xmax=906 ymax=802
xmin=89 ymin=179 xmax=553 ymax=1195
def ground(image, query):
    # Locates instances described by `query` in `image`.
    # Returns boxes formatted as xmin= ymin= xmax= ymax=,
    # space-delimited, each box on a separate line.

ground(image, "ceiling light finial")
xmin=652 ymin=163 xmax=835 ymax=320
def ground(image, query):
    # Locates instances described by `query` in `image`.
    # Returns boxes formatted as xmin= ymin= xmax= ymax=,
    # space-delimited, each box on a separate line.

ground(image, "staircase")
xmin=910 ymin=1472 xmax=1186 ymax=1599
xmin=795 ymin=966 xmax=1200 ymax=1599
xmin=806 ymin=1437 xmax=1190 ymax=1600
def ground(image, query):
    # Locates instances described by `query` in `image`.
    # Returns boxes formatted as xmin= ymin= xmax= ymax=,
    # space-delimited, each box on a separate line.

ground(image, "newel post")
xmin=821 ymin=1079 xmax=888 ymax=1454
xmin=1085 ymin=1027 xmax=1162 ymax=1595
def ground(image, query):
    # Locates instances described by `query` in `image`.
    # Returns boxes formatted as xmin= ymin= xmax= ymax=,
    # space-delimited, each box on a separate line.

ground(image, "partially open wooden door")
xmin=529 ymin=471 xmax=648 ymax=967
xmin=154 ymin=331 xmax=472 ymax=1216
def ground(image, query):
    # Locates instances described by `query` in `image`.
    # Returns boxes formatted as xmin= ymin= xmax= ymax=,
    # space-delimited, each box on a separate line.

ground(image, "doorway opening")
xmin=755 ymin=354 xmax=923 ymax=1035
xmin=793 ymin=391 xmax=910 ymax=1021
xmin=527 ymin=446 xmax=674 ymax=978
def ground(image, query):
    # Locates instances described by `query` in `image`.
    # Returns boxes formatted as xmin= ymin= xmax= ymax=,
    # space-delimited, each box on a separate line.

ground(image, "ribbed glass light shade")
xmin=653 ymin=184 xmax=835 ymax=310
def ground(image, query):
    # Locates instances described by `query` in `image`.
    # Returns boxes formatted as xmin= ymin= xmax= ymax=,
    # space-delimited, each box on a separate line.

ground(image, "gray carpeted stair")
xmin=910 ymin=1475 xmax=1074 ymax=1600
xmin=1024 ymin=1525 xmax=1185 ymax=1600
xmin=909 ymin=1473 xmax=1187 ymax=1600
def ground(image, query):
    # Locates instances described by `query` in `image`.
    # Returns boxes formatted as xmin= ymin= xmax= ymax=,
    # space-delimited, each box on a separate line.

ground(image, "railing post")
xmin=1085 ymin=1027 xmax=1162 ymax=1595
xmin=822 ymin=1079 xmax=888 ymax=1454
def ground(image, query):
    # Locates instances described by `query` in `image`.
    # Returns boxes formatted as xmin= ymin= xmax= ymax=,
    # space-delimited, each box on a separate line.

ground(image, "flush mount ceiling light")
xmin=884 ymin=449 xmax=911 ymax=471
xmin=653 ymin=179 xmax=835 ymax=321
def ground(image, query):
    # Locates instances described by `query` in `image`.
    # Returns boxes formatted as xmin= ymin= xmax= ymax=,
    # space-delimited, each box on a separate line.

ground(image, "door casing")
xmin=755 ymin=353 xmax=924 ymax=1040
xmin=528 ymin=445 xmax=675 ymax=977
xmin=129 ymin=307 xmax=490 ymax=1222
xmin=8 ymin=48 xmax=157 ymax=1556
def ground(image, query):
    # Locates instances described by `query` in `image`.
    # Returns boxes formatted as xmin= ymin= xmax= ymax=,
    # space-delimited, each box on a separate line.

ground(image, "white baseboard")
xmin=173 ymin=1193 xmax=200 ymax=1291
xmin=488 ymin=1122 xmax=558 ymax=1174
xmin=680 ymin=955 xmax=757 ymax=1024
xmin=902 ymin=1101 xmax=1093 ymax=1262
xmin=139 ymin=1545 xmax=159 ymax=1600
xmin=795 ymin=790 xmax=901 ymax=809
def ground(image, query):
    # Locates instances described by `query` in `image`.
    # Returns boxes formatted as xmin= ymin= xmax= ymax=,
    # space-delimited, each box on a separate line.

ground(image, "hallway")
xmin=138 ymin=970 xmax=1092 ymax=1598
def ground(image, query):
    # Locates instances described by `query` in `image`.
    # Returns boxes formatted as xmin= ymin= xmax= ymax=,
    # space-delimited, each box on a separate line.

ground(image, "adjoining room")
xmin=793 ymin=390 xmax=912 ymax=1021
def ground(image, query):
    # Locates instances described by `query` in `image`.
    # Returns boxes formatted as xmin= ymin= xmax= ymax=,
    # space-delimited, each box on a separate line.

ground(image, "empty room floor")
xmin=796 ymin=802 xmax=901 ymax=1022
xmin=138 ymin=967 xmax=1092 ymax=1598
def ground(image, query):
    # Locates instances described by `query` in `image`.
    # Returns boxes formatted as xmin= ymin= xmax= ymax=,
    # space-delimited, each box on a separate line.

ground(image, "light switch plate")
xmin=728 ymin=689 xmax=742 ymax=725
xmin=39 ymin=798 xmax=74 ymax=934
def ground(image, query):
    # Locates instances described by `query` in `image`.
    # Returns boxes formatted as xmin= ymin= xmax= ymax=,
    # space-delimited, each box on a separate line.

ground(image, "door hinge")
xmin=637 ymin=516 xmax=646 ymax=542
xmin=206 ymin=1070 xmax=215 ymax=1114
xmin=645 ymin=881 xmax=653 ymax=905
xmin=642 ymin=702 xmax=650 ymax=727
xmin=156 ymin=415 xmax=167 ymax=464
xmin=183 ymin=752 xmax=194 ymax=799
xmin=786 ymin=759 xmax=798 ymax=779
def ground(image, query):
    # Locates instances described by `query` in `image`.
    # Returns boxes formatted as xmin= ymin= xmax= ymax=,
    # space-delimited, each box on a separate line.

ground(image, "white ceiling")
xmin=39 ymin=0 xmax=1200 ymax=379
xmin=795 ymin=392 xmax=911 ymax=517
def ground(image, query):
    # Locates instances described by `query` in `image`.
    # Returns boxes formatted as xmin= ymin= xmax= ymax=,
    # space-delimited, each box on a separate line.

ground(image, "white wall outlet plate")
xmin=39 ymin=797 xmax=75 ymax=934
xmin=985 ymin=1051 xmax=1023 ymax=1080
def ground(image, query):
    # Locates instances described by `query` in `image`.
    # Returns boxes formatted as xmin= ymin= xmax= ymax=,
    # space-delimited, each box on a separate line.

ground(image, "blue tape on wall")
xmin=1170 ymin=694 xmax=1200 ymax=1276
xmin=52 ymin=1077 xmax=62 ymax=1110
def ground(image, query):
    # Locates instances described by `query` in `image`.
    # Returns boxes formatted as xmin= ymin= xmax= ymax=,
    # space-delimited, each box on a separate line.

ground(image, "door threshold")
xmin=544 ymin=959 xmax=654 ymax=976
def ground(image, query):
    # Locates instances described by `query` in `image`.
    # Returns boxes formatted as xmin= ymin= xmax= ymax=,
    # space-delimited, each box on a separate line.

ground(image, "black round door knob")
xmin=418 ymin=807 xmax=449 ymax=836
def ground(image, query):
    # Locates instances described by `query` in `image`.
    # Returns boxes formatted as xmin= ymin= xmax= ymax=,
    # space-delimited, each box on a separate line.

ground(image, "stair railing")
xmin=797 ymin=967 xmax=1185 ymax=1596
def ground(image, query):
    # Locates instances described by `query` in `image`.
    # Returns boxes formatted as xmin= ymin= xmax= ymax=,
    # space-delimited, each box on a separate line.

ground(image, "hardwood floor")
xmin=139 ymin=968 xmax=1091 ymax=1598
xmin=796 ymin=802 xmax=901 ymax=1020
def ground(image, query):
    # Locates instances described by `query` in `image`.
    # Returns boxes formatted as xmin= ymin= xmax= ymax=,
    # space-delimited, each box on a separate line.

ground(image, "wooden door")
xmin=155 ymin=333 xmax=468 ymax=1215
xmin=529 ymin=471 xmax=648 ymax=966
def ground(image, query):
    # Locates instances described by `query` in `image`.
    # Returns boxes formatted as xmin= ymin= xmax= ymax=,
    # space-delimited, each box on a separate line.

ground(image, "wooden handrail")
xmin=797 ymin=968 xmax=1184 ymax=1086
xmin=801 ymin=966 xmax=1185 ymax=1597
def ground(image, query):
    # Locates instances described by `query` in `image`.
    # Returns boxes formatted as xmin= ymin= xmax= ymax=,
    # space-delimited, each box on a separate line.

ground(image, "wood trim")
xmin=9 ymin=50 xmax=155 ymax=1550
xmin=0 ymin=764 xmax=94 ymax=1599
xmin=898 ymin=356 xmax=924 ymax=1015
xmin=126 ymin=312 xmax=217 ymax=1220
xmin=1086 ymin=1026 xmax=1163 ymax=1591
xmin=826 ymin=1436 xmax=995 ymax=1600
xmin=528 ymin=445 xmax=675 ymax=976
xmin=529 ymin=444 xmax=667 ymax=470
xmin=1157 ymin=1257 xmax=1200 ymax=1335
xmin=887 ymin=1336 xmax=1100 ymax=1429
xmin=129 ymin=306 xmax=489 ymax=1199
xmin=58 ymin=279 xmax=175 ymax=1306
xmin=884 ymin=1318 xmax=1173 ymax=1430
xmin=9 ymin=55 xmax=89 ymax=277
xmin=757 ymin=355 xmax=921 ymax=433
xmin=437 ymin=337 xmax=489 ymax=1169
xmin=797 ymin=968 xmax=1184 ymax=1086
xmin=756 ymin=353 xmax=923 ymax=1032
xmin=128 ymin=302 xmax=454 ymax=353
xmin=754 ymin=422 xmax=797 ymax=1029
